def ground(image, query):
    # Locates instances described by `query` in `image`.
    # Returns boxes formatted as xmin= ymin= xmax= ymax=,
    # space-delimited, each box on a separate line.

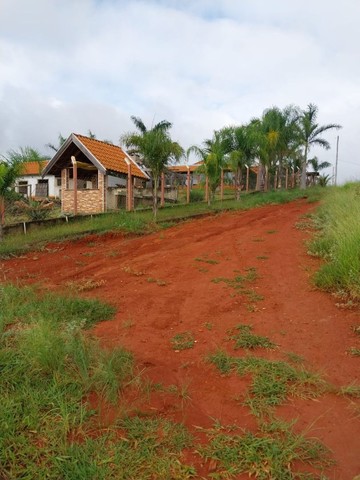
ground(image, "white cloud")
xmin=0 ymin=0 xmax=359 ymax=182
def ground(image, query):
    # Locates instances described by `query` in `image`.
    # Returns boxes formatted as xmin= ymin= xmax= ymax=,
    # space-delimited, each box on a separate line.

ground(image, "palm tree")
xmin=189 ymin=131 xmax=229 ymax=205
xmin=121 ymin=116 xmax=183 ymax=218
xmin=46 ymin=133 xmax=67 ymax=153
xmin=0 ymin=155 xmax=25 ymax=241
xmin=257 ymin=106 xmax=300 ymax=189
xmin=307 ymin=156 xmax=331 ymax=173
xmin=298 ymin=104 xmax=341 ymax=189
xmin=221 ymin=124 xmax=257 ymax=200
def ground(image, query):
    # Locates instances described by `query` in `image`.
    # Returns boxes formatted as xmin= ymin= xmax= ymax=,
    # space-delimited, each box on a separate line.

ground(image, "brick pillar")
xmin=71 ymin=157 xmax=78 ymax=216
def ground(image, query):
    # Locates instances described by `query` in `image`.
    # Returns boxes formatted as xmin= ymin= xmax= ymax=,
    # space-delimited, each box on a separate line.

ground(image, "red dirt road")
xmin=2 ymin=199 xmax=360 ymax=479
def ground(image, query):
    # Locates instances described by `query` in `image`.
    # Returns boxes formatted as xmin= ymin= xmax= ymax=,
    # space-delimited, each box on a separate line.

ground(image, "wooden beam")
xmin=71 ymin=156 xmax=78 ymax=216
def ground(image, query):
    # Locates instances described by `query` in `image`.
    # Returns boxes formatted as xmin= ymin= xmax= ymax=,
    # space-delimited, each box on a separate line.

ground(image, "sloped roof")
xmin=167 ymin=164 xmax=199 ymax=173
xmin=168 ymin=162 xmax=259 ymax=174
xmin=20 ymin=161 xmax=49 ymax=175
xmin=43 ymin=134 xmax=148 ymax=179
xmin=74 ymin=134 xmax=147 ymax=178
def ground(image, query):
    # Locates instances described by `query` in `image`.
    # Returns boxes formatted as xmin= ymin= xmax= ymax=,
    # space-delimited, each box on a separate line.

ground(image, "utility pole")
xmin=335 ymin=135 xmax=339 ymax=186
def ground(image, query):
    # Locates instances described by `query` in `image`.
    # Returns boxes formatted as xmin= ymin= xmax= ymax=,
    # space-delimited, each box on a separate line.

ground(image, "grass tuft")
xmin=171 ymin=332 xmax=195 ymax=350
xmin=198 ymin=420 xmax=333 ymax=479
xmin=208 ymin=351 xmax=327 ymax=418
xmin=228 ymin=324 xmax=276 ymax=350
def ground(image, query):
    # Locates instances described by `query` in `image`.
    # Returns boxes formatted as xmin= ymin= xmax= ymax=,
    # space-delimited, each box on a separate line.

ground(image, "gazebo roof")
xmin=43 ymin=134 xmax=148 ymax=179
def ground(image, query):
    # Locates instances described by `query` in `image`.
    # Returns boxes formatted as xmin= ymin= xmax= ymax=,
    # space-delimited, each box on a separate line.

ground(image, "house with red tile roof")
xmin=16 ymin=160 xmax=61 ymax=198
xmin=42 ymin=133 xmax=149 ymax=214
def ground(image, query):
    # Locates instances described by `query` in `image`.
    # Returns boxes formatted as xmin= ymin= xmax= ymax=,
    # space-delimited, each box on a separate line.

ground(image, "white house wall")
xmin=16 ymin=175 xmax=61 ymax=198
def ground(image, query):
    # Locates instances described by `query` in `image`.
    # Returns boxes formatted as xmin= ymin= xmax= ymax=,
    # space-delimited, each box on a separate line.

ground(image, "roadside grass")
xmin=65 ymin=278 xmax=106 ymax=292
xmin=208 ymin=351 xmax=327 ymax=418
xmin=0 ymin=284 xmax=196 ymax=479
xmin=309 ymin=183 xmax=360 ymax=301
xmin=0 ymin=187 xmax=323 ymax=258
xmin=197 ymin=420 xmax=333 ymax=480
xmin=227 ymin=324 xmax=277 ymax=350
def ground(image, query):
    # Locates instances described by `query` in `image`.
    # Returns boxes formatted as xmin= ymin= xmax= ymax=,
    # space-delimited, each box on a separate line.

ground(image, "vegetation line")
xmin=0 ymin=187 xmax=323 ymax=258
xmin=309 ymin=183 xmax=360 ymax=301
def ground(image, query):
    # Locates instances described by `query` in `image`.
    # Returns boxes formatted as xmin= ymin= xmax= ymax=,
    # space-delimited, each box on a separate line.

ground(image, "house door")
xmin=36 ymin=180 xmax=49 ymax=197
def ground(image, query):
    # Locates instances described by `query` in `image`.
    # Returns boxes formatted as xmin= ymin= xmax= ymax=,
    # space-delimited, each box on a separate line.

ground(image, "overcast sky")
xmin=1 ymin=0 xmax=359 ymax=183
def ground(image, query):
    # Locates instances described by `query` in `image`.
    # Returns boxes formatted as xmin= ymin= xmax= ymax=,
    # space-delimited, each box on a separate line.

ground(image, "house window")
xmin=18 ymin=181 xmax=29 ymax=196
xmin=56 ymin=177 xmax=61 ymax=187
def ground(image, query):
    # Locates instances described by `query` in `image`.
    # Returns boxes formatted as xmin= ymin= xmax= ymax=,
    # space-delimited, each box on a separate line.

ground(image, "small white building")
xmin=15 ymin=161 xmax=61 ymax=198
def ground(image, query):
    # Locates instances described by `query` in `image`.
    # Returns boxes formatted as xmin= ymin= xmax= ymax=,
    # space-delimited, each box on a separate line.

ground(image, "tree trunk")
xmin=153 ymin=175 xmax=158 ymax=220
xmin=300 ymin=144 xmax=308 ymax=189
xmin=256 ymin=165 xmax=266 ymax=191
xmin=235 ymin=167 xmax=242 ymax=200
xmin=0 ymin=196 xmax=5 ymax=242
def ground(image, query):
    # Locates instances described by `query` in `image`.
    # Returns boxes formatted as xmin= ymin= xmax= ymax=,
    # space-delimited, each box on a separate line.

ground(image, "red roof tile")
xmin=74 ymin=134 xmax=147 ymax=179
xmin=20 ymin=161 xmax=49 ymax=175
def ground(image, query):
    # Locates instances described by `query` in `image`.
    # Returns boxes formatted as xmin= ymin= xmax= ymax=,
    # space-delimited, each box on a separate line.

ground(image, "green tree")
xmin=46 ymin=133 xmax=67 ymax=153
xmin=255 ymin=106 xmax=300 ymax=190
xmin=121 ymin=116 xmax=183 ymax=218
xmin=298 ymin=104 xmax=341 ymax=189
xmin=307 ymin=156 xmax=331 ymax=173
xmin=221 ymin=124 xmax=258 ymax=200
xmin=0 ymin=155 xmax=25 ymax=240
xmin=189 ymin=131 xmax=229 ymax=205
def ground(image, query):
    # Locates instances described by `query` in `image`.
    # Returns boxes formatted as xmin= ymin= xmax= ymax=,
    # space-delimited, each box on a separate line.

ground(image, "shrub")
xmin=189 ymin=189 xmax=204 ymax=202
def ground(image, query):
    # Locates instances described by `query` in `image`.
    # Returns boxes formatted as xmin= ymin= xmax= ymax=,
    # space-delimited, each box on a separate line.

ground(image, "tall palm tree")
xmin=0 ymin=155 xmax=25 ymax=241
xmin=189 ymin=131 xmax=229 ymax=205
xmin=121 ymin=116 xmax=183 ymax=218
xmin=257 ymin=106 xmax=300 ymax=189
xmin=221 ymin=124 xmax=257 ymax=200
xmin=298 ymin=104 xmax=341 ymax=189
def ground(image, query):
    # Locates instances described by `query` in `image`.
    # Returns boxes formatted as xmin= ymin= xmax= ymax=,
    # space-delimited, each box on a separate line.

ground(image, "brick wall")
xmin=61 ymin=169 xmax=106 ymax=214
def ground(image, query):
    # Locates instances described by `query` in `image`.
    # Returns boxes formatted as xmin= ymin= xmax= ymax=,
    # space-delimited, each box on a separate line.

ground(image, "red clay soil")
xmin=2 ymin=199 xmax=360 ymax=479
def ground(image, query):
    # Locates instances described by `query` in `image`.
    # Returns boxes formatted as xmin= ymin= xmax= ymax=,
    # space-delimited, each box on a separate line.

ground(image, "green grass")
xmin=0 ymin=284 xmax=196 ymax=478
xmin=0 ymin=283 xmax=115 ymax=333
xmin=195 ymin=256 xmax=219 ymax=265
xmin=171 ymin=332 xmax=195 ymax=350
xmin=309 ymin=183 xmax=360 ymax=300
xmin=1 ymin=187 xmax=323 ymax=258
xmin=228 ymin=324 xmax=277 ymax=350
xmin=340 ymin=383 xmax=360 ymax=398
xmin=208 ymin=351 xmax=327 ymax=418
xmin=198 ymin=420 xmax=333 ymax=479
xmin=212 ymin=267 xmax=258 ymax=290
xmin=349 ymin=348 xmax=360 ymax=357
